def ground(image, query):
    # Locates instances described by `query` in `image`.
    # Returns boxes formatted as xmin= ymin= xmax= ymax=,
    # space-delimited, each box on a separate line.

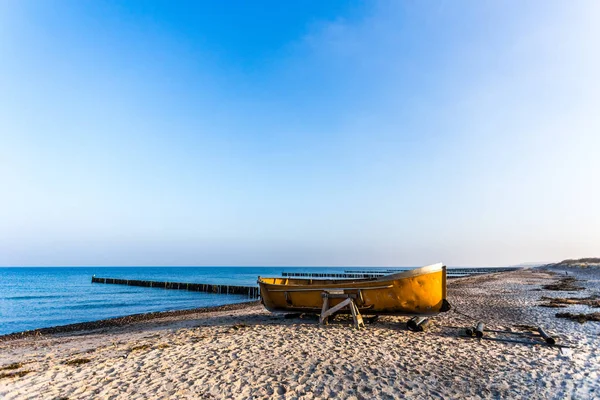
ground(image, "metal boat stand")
xmin=319 ymin=291 xmax=365 ymax=329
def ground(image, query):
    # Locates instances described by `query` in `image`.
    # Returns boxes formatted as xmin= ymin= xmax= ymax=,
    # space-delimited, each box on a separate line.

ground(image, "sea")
xmin=0 ymin=266 xmax=404 ymax=335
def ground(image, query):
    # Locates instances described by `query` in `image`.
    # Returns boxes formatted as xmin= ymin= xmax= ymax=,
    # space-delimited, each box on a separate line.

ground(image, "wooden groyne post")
xmin=281 ymin=272 xmax=383 ymax=279
xmin=537 ymin=327 xmax=556 ymax=345
xmin=475 ymin=322 xmax=485 ymax=338
xmin=341 ymin=267 xmax=520 ymax=277
xmin=91 ymin=276 xmax=260 ymax=299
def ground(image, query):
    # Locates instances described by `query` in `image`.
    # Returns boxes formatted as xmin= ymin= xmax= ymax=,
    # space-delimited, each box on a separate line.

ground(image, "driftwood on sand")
xmin=555 ymin=312 xmax=600 ymax=323
xmin=539 ymin=296 xmax=600 ymax=308
xmin=542 ymin=277 xmax=585 ymax=291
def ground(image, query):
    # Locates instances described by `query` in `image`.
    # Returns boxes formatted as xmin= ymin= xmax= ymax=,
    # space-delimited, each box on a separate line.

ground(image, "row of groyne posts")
xmin=282 ymin=267 xmax=520 ymax=279
xmin=91 ymin=276 xmax=260 ymax=299
xmin=91 ymin=267 xmax=520 ymax=297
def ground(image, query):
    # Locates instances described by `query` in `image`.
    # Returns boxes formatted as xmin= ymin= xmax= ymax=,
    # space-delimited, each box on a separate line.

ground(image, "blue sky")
xmin=1 ymin=0 xmax=599 ymax=266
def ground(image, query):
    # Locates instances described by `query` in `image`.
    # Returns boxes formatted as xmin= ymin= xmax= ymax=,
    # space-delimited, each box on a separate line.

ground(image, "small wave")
xmin=4 ymin=295 xmax=64 ymax=300
xmin=65 ymin=302 xmax=134 ymax=310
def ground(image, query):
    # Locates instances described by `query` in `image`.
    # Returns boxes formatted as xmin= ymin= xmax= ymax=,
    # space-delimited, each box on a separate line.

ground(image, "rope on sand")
xmin=451 ymin=308 xmax=479 ymax=321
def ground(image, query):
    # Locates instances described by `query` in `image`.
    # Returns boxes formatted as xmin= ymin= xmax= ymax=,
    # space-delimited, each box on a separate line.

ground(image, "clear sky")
xmin=1 ymin=0 xmax=599 ymax=267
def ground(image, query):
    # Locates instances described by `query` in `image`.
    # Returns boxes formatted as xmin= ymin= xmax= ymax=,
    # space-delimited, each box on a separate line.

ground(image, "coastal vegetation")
xmin=550 ymin=258 xmax=600 ymax=268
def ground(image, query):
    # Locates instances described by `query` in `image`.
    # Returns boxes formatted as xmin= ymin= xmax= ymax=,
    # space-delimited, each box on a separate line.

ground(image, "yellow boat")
xmin=258 ymin=263 xmax=450 ymax=316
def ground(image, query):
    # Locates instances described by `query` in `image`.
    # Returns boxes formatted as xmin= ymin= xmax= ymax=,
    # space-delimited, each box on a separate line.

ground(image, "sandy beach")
xmin=1 ymin=267 xmax=599 ymax=400
xmin=4 ymin=1 xmax=599 ymax=398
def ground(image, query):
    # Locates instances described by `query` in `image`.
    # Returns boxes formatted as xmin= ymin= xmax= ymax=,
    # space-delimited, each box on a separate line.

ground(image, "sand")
xmin=1 ymin=268 xmax=599 ymax=399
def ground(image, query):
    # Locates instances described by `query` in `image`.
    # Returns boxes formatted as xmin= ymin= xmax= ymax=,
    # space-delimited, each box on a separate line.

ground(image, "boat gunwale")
xmin=257 ymin=263 xmax=445 ymax=288
xmin=268 ymin=284 xmax=394 ymax=292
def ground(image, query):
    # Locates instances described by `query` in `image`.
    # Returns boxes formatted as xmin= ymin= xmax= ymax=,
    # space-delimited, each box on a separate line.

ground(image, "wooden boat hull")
xmin=258 ymin=263 xmax=450 ymax=316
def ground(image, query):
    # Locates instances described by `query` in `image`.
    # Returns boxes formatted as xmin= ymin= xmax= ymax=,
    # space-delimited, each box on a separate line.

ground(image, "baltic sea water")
xmin=0 ymin=266 xmax=401 ymax=335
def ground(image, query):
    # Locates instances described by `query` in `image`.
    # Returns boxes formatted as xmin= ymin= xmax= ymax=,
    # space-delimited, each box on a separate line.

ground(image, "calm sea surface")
xmin=0 ymin=266 xmax=403 ymax=335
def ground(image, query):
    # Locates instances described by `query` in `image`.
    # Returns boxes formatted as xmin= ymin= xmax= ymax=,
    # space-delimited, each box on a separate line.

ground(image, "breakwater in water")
xmin=283 ymin=267 xmax=521 ymax=279
xmin=91 ymin=276 xmax=260 ymax=298
xmin=281 ymin=272 xmax=383 ymax=279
